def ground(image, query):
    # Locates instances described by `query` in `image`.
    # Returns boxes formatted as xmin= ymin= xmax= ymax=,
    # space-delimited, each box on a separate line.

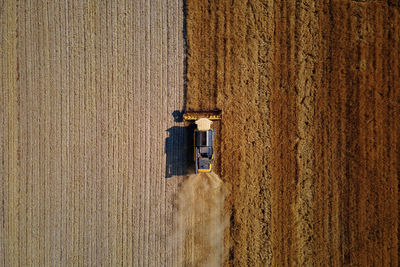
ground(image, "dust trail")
xmin=176 ymin=172 xmax=228 ymax=266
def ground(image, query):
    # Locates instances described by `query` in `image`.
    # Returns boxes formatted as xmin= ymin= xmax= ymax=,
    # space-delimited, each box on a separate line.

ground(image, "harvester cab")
xmin=183 ymin=110 xmax=222 ymax=174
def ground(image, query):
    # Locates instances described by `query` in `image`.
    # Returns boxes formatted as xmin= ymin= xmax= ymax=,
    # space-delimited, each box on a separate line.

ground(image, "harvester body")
xmin=194 ymin=128 xmax=214 ymax=173
xmin=183 ymin=110 xmax=221 ymax=174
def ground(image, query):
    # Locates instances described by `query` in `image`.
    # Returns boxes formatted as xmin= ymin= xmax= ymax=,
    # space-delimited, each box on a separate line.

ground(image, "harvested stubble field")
xmin=186 ymin=0 xmax=400 ymax=266
xmin=1 ymin=0 xmax=187 ymax=266
xmin=1 ymin=0 xmax=400 ymax=266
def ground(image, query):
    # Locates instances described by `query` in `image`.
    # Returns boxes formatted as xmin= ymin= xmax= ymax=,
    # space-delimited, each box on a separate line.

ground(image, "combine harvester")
xmin=183 ymin=110 xmax=222 ymax=174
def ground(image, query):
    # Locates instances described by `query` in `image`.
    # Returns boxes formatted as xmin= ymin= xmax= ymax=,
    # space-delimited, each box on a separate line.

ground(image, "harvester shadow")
xmin=165 ymin=124 xmax=195 ymax=178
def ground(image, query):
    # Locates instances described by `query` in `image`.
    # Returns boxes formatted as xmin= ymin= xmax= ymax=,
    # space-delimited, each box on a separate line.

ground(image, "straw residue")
xmin=176 ymin=172 xmax=228 ymax=266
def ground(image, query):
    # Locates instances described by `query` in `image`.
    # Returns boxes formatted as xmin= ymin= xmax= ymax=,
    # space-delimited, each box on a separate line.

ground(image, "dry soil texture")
xmin=1 ymin=0 xmax=187 ymax=266
xmin=186 ymin=0 xmax=400 ymax=266
xmin=176 ymin=172 xmax=228 ymax=266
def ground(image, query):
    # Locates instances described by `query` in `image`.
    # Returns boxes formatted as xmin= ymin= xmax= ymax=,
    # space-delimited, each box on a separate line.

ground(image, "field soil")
xmin=177 ymin=172 xmax=228 ymax=266
xmin=186 ymin=0 xmax=400 ymax=266
xmin=1 ymin=1 xmax=187 ymax=266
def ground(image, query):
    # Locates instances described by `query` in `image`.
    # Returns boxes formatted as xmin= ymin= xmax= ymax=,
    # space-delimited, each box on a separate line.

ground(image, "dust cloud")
xmin=176 ymin=172 xmax=228 ymax=266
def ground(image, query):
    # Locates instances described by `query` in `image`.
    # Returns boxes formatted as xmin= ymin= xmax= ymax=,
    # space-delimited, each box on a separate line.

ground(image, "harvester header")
xmin=183 ymin=110 xmax=222 ymax=121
